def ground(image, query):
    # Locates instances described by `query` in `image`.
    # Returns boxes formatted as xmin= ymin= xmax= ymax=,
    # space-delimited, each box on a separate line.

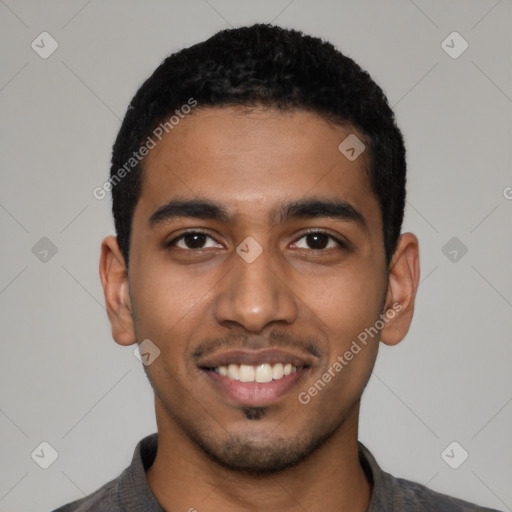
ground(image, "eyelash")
xmin=165 ymin=229 xmax=348 ymax=253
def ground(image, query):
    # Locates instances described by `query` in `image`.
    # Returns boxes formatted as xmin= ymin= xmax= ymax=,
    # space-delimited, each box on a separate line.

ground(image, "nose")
xmin=213 ymin=247 xmax=299 ymax=333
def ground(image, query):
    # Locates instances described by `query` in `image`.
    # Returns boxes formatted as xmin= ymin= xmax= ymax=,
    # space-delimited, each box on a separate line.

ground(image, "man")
xmin=54 ymin=24 xmax=501 ymax=511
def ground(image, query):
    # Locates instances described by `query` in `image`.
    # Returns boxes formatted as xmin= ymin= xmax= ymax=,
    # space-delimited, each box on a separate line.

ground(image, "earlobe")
xmin=380 ymin=232 xmax=420 ymax=346
xmin=99 ymin=236 xmax=137 ymax=346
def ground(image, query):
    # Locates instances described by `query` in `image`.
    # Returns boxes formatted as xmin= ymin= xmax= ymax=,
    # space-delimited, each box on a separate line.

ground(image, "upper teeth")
xmin=215 ymin=363 xmax=297 ymax=383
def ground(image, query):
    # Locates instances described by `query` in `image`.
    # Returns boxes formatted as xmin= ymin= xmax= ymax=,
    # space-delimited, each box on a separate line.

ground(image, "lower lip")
xmin=203 ymin=368 xmax=308 ymax=407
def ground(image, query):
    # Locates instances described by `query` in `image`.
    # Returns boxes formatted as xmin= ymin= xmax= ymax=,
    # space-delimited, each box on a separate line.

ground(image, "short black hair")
xmin=110 ymin=23 xmax=406 ymax=268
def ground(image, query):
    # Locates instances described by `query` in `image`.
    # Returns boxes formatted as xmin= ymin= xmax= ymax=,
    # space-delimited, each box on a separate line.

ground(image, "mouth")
xmin=211 ymin=362 xmax=298 ymax=382
xmin=198 ymin=349 xmax=313 ymax=407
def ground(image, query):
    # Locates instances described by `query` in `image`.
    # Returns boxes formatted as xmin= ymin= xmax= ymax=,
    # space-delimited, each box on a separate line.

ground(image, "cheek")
xmin=317 ymin=267 xmax=385 ymax=342
xmin=295 ymin=344 xmax=378 ymax=429
xmin=130 ymin=255 xmax=212 ymax=334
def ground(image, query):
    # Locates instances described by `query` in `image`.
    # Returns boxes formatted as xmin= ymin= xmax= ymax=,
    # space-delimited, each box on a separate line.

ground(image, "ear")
xmin=380 ymin=232 xmax=420 ymax=346
xmin=99 ymin=236 xmax=136 ymax=346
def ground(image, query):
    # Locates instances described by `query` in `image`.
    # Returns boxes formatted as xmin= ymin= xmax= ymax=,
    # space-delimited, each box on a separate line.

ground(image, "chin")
xmin=191 ymin=423 xmax=337 ymax=475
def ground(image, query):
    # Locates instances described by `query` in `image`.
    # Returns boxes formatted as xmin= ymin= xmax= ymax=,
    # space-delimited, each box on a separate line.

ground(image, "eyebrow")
xmin=148 ymin=197 xmax=367 ymax=230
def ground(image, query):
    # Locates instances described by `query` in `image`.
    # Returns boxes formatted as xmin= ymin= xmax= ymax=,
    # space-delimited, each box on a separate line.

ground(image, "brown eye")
xmin=305 ymin=233 xmax=329 ymax=250
xmin=181 ymin=233 xmax=208 ymax=249
xmin=167 ymin=231 xmax=221 ymax=250
xmin=293 ymin=231 xmax=346 ymax=251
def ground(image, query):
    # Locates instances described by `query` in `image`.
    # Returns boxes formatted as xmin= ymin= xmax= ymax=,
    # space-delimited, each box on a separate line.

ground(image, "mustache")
xmin=192 ymin=330 xmax=322 ymax=361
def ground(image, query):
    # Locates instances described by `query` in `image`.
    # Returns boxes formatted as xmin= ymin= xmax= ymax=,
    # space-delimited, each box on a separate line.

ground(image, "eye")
xmin=166 ymin=231 xmax=222 ymax=250
xmin=166 ymin=229 xmax=347 ymax=253
xmin=292 ymin=230 xmax=347 ymax=251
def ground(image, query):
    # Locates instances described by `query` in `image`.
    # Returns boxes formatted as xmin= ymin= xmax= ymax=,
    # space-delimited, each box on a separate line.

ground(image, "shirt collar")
xmin=117 ymin=433 xmax=389 ymax=511
xmin=116 ymin=433 xmax=165 ymax=511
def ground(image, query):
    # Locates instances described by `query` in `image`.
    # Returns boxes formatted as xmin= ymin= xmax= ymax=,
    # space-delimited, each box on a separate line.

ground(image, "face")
xmin=109 ymin=106 xmax=398 ymax=473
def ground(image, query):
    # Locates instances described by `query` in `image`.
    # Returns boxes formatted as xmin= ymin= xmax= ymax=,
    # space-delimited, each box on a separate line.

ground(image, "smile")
xmin=213 ymin=363 xmax=298 ymax=383
xmin=197 ymin=348 xmax=314 ymax=406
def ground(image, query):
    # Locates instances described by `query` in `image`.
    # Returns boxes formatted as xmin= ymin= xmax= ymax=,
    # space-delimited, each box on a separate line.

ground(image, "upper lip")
xmin=197 ymin=348 xmax=315 ymax=369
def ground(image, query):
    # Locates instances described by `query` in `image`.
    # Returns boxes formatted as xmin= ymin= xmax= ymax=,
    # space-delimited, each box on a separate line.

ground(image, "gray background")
xmin=0 ymin=1 xmax=511 ymax=511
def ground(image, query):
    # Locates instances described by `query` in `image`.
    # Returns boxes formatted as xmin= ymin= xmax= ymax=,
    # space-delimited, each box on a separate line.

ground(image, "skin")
xmin=99 ymin=106 xmax=420 ymax=512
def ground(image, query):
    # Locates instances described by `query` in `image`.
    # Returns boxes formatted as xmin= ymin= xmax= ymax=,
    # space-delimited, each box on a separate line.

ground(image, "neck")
xmin=146 ymin=398 xmax=371 ymax=512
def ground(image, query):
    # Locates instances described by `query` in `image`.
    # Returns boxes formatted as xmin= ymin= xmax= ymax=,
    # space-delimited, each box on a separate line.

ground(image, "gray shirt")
xmin=52 ymin=433 xmax=502 ymax=511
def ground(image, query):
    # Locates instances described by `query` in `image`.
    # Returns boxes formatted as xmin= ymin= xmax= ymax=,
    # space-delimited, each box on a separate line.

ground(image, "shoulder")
xmin=392 ymin=475 xmax=503 ymax=511
xmin=50 ymin=433 xmax=161 ymax=512
xmin=358 ymin=442 xmax=502 ymax=512
xmin=50 ymin=477 xmax=119 ymax=511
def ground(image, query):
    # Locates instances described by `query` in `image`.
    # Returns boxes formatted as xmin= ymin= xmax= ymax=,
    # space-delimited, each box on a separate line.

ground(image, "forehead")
xmin=134 ymin=106 xmax=380 ymax=230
